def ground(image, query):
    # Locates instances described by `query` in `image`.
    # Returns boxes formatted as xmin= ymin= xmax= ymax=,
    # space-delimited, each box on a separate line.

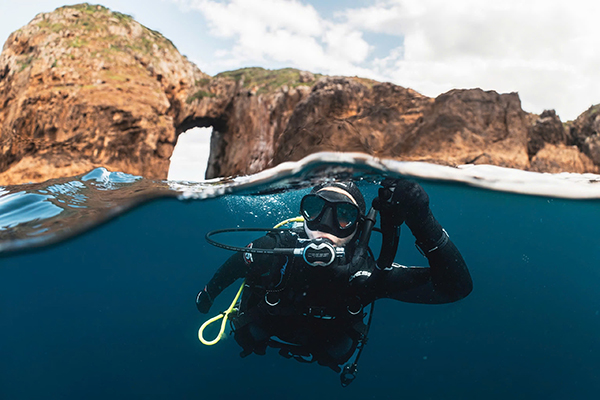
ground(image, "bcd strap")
xmin=268 ymin=339 xmax=343 ymax=373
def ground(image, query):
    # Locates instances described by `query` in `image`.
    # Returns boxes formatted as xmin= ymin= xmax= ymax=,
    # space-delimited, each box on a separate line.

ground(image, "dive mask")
xmin=300 ymin=191 xmax=361 ymax=238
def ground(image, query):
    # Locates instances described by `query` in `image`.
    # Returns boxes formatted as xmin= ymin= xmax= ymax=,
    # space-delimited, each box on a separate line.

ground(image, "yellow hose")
xmin=198 ymin=216 xmax=304 ymax=346
xmin=273 ymin=216 xmax=304 ymax=229
xmin=198 ymin=280 xmax=245 ymax=345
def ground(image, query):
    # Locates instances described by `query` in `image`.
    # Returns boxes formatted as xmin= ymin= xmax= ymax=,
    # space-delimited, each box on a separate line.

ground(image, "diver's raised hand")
xmin=376 ymin=178 xmax=430 ymax=227
xmin=196 ymin=287 xmax=213 ymax=314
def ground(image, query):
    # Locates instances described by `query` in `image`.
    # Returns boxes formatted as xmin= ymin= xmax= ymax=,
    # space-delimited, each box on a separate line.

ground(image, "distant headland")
xmin=1 ymin=3 xmax=599 ymax=185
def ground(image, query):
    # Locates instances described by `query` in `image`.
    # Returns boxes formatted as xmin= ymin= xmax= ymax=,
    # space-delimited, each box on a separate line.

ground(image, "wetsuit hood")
xmin=310 ymin=181 xmax=366 ymax=215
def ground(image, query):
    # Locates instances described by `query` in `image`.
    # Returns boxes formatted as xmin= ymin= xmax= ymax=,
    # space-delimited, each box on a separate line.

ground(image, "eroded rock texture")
xmin=1 ymin=4 xmax=598 ymax=185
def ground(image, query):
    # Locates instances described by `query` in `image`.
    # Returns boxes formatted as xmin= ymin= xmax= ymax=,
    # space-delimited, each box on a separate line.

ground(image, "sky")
xmin=2 ymin=0 xmax=600 ymax=122
xmin=167 ymin=127 xmax=212 ymax=181
xmin=2 ymin=0 xmax=600 ymax=180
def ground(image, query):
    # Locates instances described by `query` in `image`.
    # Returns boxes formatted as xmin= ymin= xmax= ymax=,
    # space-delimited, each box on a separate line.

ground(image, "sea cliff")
xmin=1 ymin=4 xmax=599 ymax=185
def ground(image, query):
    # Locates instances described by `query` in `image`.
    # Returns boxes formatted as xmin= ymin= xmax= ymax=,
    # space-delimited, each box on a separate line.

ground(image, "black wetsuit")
xmin=201 ymin=217 xmax=472 ymax=372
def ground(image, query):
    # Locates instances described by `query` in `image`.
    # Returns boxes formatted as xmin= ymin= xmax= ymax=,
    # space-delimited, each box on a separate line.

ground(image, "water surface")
xmin=1 ymin=153 xmax=599 ymax=399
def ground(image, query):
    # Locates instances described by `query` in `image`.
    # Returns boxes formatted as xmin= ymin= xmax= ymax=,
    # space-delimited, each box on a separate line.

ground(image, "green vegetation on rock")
xmin=36 ymin=3 xmax=176 ymax=58
xmin=17 ymin=56 xmax=34 ymax=72
xmin=68 ymin=3 xmax=110 ymax=15
xmin=37 ymin=19 xmax=66 ymax=33
xmin=186 ymin=90 xmax=215 ymax=104
xmin=69 ymin=37 xmax=88 ymax=48
xmin=216 ymin=67 xmax=322 ymax=95
xmin=588 ymin=104 xmax=600 ymax=118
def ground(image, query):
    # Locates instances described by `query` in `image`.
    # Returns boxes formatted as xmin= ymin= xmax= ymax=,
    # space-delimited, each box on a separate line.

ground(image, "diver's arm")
xmin=382 ymin=214 xmax=472 ymax=304
xmin=373 ymin=179 xmax=472 ymax=304
xmin=196 ymin=234 xmax=277 ymax=314
xmin=412 ymin=206 xmax=472 ymax=299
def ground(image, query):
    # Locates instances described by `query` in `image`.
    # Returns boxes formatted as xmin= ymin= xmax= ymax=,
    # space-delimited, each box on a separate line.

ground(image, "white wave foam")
xmin=382 ymin=160 xmax=600 ymax=199
xmin=174 ymin=152 xmax=600 ymax=200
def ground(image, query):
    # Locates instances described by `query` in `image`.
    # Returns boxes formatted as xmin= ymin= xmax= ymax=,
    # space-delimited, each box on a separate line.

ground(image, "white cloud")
xmin=341 ymin=0 xmax=600 ymax=120
xmin=4 ymin=1 xmax=600 ymax=122
xmin=177 ymin=0 xmax=374 ymax=77
xmin=173 ymin=0 xmax=600 ymax=120
xmin=337 ymin=1 xmax=408 ymax=35
xmin=197 ymin=0 xmax=323 ymax=37
xmin=323 ymin=25 xmax=370 ymax=64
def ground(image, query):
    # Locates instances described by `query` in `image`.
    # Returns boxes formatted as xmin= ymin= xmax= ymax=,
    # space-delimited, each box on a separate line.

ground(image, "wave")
xmin=2 ymin=151 xmax=600 ymax=255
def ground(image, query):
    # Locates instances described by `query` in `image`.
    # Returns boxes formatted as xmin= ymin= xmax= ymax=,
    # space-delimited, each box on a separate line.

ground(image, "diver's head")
xmin=300 ymin=181 xmax=366 ymax=246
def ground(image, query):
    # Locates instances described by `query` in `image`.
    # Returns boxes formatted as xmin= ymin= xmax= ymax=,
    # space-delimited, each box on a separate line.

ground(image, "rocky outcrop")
xmin=525 ymin=109 xmax=598 ymax=173
xmin=527 ymin=110 xmax=567 ymax=158
xmin=202 ymin=73 xmax=313 ymax=178
xmin=272 ymin=79 xmax=430 ymax=164
xmin=274 ymin=82 xmax=598 ymax=174
xmin=529 ymin=143 xmax=597 ymax=174
xmin=568 ymin=105 xmax=600 ymax=166
xmin=0 ymin=4 xmax=321 ymax=184
xmin=0 ymin=4 xmax=213 ymax=184
xmin=1 ymin=4 xmax=599 ymax=185
xmin=397 ymin=89 xmax=530 ymax=168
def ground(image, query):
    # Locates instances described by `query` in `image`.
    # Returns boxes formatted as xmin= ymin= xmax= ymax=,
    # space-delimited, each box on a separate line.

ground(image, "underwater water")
xmin=1 ymin=153 xmax=600 ymax=400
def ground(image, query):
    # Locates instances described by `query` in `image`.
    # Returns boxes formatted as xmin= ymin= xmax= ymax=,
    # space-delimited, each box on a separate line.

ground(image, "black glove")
xmin=375 ymin=178 xmax=430 ymax=227
xmin=196 ymin=287 xmax=213 ymax=314
xmin=377 ymin=178 xmax=450 ymax=255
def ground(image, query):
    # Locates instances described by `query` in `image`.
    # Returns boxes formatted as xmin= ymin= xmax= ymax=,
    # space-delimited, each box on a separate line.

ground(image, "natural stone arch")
xmin=171 ymin=116 xmax=227 ymax=180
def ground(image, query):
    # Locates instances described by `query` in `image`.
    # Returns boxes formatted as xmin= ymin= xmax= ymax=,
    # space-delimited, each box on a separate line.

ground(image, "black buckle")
xmin=305 ymin=306 xmax=334 ymax=319
xmin=340 ymin=363 xmax=358 ymax=387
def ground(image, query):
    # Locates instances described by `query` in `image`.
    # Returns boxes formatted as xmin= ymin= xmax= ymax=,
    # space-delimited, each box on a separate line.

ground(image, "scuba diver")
xmin=196 ymin=179 xmax=472 ymax=386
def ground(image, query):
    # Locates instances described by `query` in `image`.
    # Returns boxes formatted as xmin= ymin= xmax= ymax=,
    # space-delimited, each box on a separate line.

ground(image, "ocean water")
xmin=1 ymin=153 xmax=600 ymax=400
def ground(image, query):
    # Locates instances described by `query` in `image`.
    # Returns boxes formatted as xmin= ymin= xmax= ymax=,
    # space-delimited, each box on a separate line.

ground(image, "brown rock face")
xmin=0 ymin=4 xmax=212 ymax=184
xmin=569 ymin=105 xmax=600 ymax=166
xmin=1 ymin=4 xmax=599 ymax=185
xmin=273 ymin=78 xmax=433 ymax=165
xmin=205 ymin=82 xmax=312 ymax=178
xmin=527 ymin=110 xmax=567 ymax=158
xmin=529 ymin=143 xmax=597 ymax=174
xmin=399 ymin=89 xmax=530 ymax=168
xmin=0 ymin=4 xmax=320 ymax=184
